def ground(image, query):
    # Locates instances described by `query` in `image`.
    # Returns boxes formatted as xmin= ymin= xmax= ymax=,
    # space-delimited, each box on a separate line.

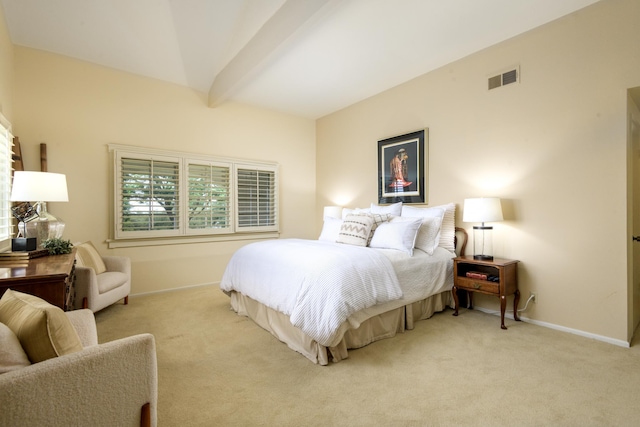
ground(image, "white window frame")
xmin=109 ymin=144 xmax=279 ymax=247
xmin=0 ymin=113 xmax=13 ymax=252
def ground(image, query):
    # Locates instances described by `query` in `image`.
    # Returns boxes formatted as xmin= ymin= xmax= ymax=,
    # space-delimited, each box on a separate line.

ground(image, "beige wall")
xmin=12 ymin=47 xmax=316 ymax=294
xmin=0 ymin=4 xmax=13 ymax=120
xmin=317 ymin=0 xmax=640 ymax=343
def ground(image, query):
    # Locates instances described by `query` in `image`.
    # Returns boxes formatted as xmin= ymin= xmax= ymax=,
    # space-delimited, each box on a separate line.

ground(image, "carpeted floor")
xmin=96 ymin=285 xmax=640 ymax=426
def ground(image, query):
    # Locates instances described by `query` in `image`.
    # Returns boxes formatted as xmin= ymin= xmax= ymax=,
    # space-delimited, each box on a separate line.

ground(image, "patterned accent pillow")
xmin=337 ymin=213 xmax=375 ymax=246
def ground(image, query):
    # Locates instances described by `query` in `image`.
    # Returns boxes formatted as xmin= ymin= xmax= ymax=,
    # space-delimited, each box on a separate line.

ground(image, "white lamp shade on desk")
xmin=10 ymin=171 xmax=69 ymax=202
xmin=10 ymin=171 xmax=69 ymax=248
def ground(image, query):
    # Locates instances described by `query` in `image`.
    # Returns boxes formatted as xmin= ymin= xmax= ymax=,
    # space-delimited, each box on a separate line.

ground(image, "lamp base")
xmin=11 ymin=237 xmax=37 ymax=252
xmin=473 ymin=254 xmax=494 ymax=261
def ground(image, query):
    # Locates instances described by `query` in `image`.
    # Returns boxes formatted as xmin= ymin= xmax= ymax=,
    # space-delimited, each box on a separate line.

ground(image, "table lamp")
xmin=463 ymin=197 xmax=503 ymax=261
xmin=10 ymin=171 xmax=69 ymax=248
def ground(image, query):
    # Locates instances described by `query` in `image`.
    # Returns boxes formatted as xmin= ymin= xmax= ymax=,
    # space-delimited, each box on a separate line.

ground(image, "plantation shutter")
xmin=187 ymin=161 xmax=232 ymax=234
xmin=0 ymin=114 xmax=12 ymax=245
xmin=117 ymin=155 xmax=180 ymax=237
xmin=236 ymin=165 xmax=278 ymax=232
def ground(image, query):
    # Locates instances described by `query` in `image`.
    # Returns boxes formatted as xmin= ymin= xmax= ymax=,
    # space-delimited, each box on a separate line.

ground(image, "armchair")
xmin=74 ymin=242 xmax=131 ymax=313
xmin=0 ymin=308 xmax=157 ymax=427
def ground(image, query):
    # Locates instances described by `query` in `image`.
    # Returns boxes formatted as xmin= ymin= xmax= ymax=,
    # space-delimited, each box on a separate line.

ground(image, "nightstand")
xmin=452 ymin=255 xmax=520 ymax=329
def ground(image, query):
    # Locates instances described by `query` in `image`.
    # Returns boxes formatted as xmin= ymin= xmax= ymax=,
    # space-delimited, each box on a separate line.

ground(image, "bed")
xmin=220 ymin=202 xmax=466 ymax=365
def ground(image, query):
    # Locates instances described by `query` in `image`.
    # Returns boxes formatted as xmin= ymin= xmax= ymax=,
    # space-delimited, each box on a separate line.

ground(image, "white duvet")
xmin=220 ymin=239 xmax=404 ymax=345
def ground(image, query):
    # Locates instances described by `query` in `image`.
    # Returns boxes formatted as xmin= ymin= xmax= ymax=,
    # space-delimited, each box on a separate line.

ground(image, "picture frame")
xmin=377 ymin=129 xmax=427 ymax=204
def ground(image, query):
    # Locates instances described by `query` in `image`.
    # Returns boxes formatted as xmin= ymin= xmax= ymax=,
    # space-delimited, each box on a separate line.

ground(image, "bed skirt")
xmin=228 ymin=290 xmax=451 ymax=365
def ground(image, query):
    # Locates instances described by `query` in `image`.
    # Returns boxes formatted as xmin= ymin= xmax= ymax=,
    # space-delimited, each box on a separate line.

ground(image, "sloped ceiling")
xmin=1 ymin=0 xmax=600 ymax=119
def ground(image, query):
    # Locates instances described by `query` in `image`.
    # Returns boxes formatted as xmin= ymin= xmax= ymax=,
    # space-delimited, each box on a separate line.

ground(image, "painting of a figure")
xmin=378 ymin=130 xmax=426 ymax=204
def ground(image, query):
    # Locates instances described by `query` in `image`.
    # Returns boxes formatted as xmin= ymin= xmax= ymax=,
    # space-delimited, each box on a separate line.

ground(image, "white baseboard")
xmin=472 ymin=306 xmax=630 ymax=348
xmin=131 ymin=284 xmax=631 ymax=348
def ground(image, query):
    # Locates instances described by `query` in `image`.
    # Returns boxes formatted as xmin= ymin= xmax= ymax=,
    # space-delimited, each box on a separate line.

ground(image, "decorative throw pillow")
xmin=0 ymin=322 xmax=31 ymax=373
xmin=0 ymin=290 xmax=83 ymax=363
xmin=401 ymin=205 xmax=446 ymax=254
xmin=337 ymin=213 xmax=375 ymax=246
xmin=318 ymin=216 xmax=343 ymax=242
xmin=369 ymin=217 xmax=423 ymax=256
xmin=75 ymin=241 xmax=107 ymax=274
xmin=370 ymin=201 xmax=402 ymax=216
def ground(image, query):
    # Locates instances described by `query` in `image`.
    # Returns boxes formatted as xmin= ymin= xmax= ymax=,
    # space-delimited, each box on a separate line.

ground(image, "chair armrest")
xmin=0 ymin=333 xmax=157 ymax=427
xmin=73 ymin=266 xmax=96 ymax=310
xmin=65 ymin=309 xmax=98 ymax=347
xmin=103 ymin=256 xmax=131 ymax=275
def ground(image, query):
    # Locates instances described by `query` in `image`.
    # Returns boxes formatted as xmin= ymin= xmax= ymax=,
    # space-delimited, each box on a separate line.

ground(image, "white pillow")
xmin=367 ymin=213 xmax=392 ymax=245
xmin=430 ymin=203 xmax=456 ymax=252
xmin=337 ymin=213 xmax=375 ymax=246
xmin=413 ymin=216 xmax=443 ymax=255
xmin=371 ymin=202 xmax=402 ymax=216
xmin=341 ymin=207 xmax=370 ymax=219
xmin=401 ymin=205 xmax=445 ymax=254
xmin=318 ymin=216 xmax=343 ymax=242
xmin=369 ymin=217 xmax=422 ymax=256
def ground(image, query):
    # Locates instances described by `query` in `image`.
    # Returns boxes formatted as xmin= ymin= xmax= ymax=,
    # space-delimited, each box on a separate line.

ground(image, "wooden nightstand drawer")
xmin=455 ymin=277 xmax=499 ymax=294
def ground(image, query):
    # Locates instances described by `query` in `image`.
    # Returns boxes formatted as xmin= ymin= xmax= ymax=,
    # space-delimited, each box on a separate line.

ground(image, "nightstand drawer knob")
xmin=473 ymin=282 xmax=481 ymax=289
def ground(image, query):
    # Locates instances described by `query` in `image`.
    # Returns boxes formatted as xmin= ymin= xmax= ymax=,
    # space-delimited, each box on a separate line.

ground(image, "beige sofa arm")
xmin=0 ymin=333 xmax=157 ymax=427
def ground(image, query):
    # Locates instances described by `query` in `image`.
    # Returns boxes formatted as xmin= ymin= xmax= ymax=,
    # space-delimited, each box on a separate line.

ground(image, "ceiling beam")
xmin=207 ymin=0 xmax=331 ymax=108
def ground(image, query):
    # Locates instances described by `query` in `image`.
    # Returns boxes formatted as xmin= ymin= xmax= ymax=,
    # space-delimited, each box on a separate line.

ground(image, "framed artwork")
xmin=377 ymin=129 xmax=427 ymax=204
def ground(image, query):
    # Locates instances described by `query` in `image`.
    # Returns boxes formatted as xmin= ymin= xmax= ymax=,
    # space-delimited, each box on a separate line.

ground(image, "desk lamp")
xmin=10 ymin=171 xmax=69 ymax=248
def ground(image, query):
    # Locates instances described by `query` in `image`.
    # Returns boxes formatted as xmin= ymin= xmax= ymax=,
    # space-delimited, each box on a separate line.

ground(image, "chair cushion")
xmin=97 ymin=271 xmax=129 ymax=294
xmin=0 ymin=290 xmax=83 ymax=363
xmin=0 ymin=321 xmax=31 ymax=373
xmin=75 ymin=241 xmax=107 ymax=275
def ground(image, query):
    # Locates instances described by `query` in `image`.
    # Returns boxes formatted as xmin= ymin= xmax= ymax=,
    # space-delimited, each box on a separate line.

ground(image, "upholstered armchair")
xmin=0 ymin=290 xmax=157 ymax=427
xmin=74 ymin=242 xmax=131 ymax=313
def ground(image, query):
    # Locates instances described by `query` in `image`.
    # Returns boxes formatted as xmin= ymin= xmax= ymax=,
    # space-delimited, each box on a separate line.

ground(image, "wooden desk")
xmin=0 ymin=250 xmax=76 ymax=311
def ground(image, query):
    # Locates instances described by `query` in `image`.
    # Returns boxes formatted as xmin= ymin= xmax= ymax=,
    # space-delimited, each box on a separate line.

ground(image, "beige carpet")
xmin=96 ymin=285 xmax=640 ymax=426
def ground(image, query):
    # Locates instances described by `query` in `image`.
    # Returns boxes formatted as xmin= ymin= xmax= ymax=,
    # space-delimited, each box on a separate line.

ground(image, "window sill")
xmin=106 ymin=232 xmax=280 ymax=249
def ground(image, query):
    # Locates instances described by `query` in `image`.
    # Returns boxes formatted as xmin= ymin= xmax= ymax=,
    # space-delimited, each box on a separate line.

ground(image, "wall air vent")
xmin=488 ymin=66 xmax=519 ymax=90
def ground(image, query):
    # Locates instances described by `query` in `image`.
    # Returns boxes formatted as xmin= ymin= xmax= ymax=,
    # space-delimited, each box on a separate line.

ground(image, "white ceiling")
xmin=1 ymin=0 xmax=600 ymax=119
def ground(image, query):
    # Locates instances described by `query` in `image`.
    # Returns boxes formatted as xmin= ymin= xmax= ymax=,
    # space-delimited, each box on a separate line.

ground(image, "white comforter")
xmin=220 ymin=239 xmax=404 ymax=346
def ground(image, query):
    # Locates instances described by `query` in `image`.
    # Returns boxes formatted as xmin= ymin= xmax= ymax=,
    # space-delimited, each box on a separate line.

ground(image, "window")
xmin=0 ymin=114 xmax=13 ymax=250
xmin=111 ymin=145 xmax=278 ymax=244
xmin=236 ymin=165 xmax=277 ymax=231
